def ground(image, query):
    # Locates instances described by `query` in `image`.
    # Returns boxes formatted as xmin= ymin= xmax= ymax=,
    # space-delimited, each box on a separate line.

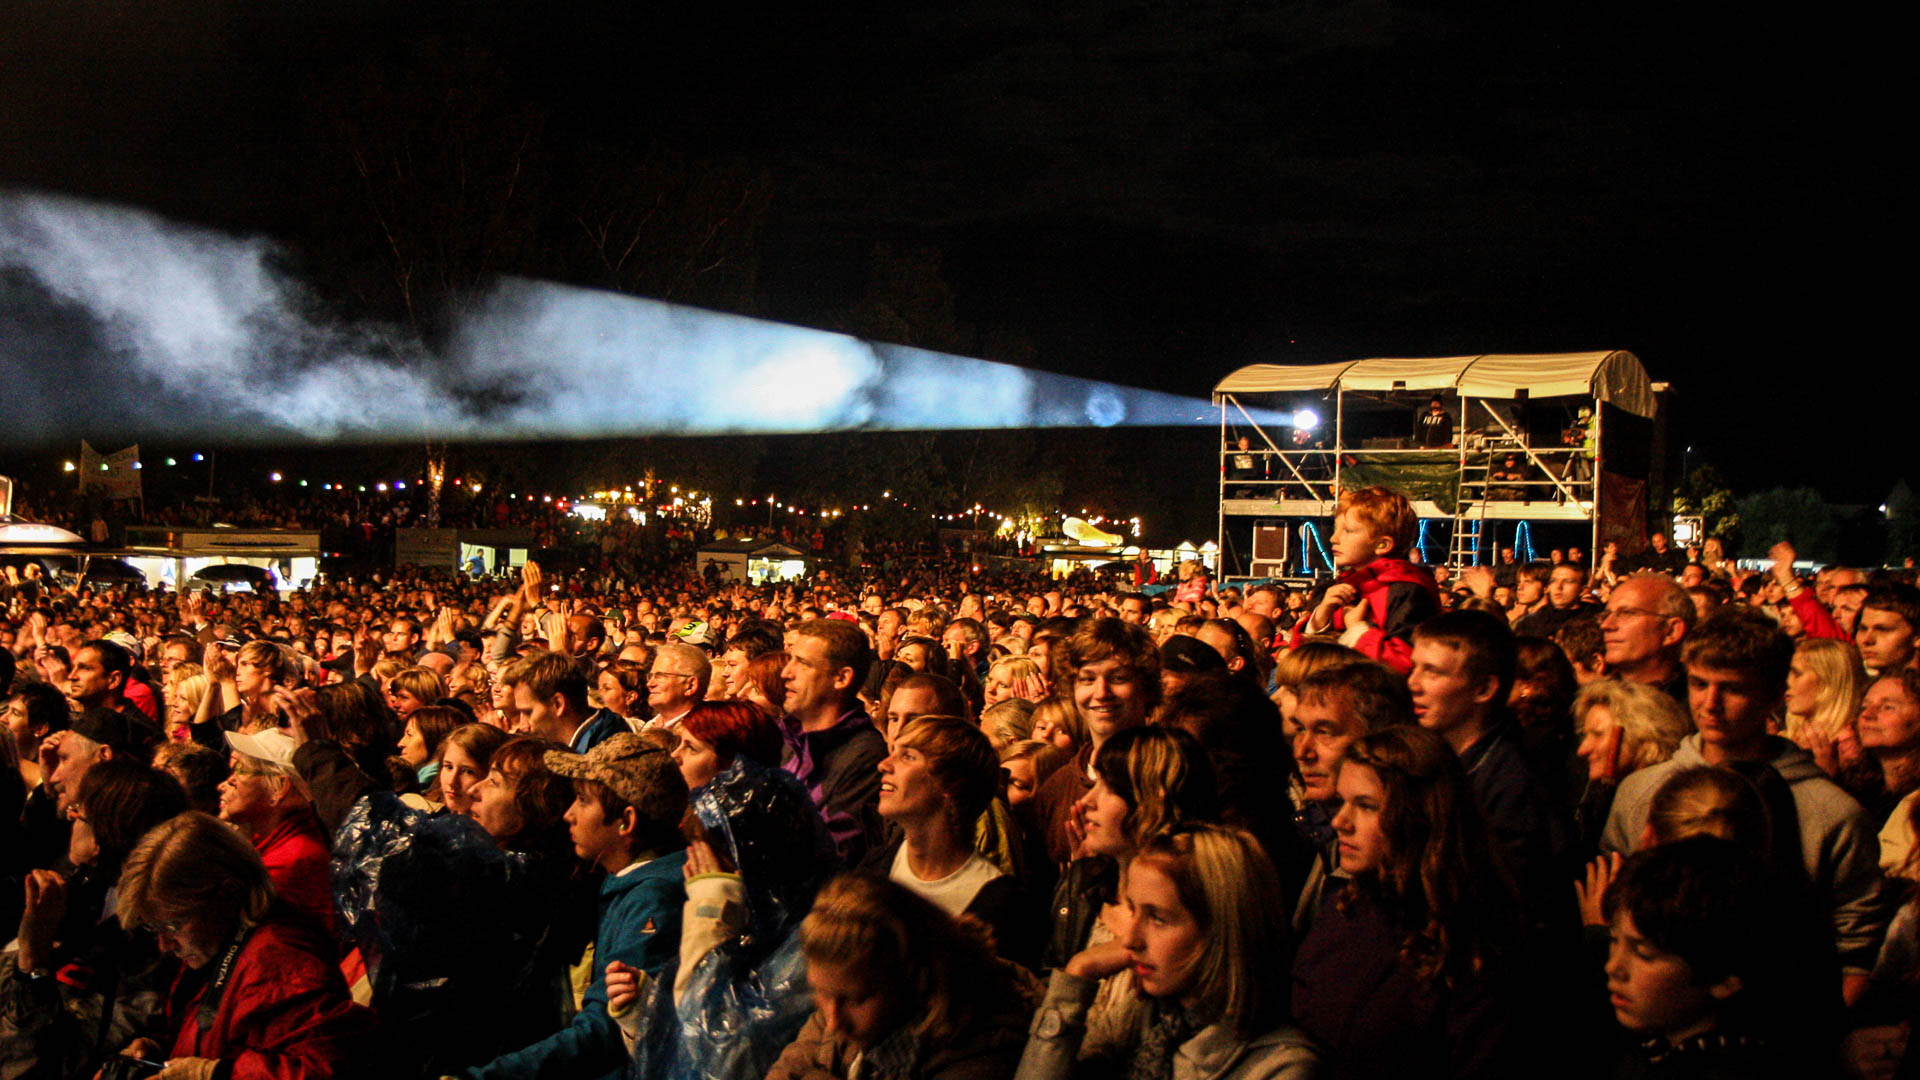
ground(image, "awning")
xmin=1213 ymin=351 xmax=1654 ymax=418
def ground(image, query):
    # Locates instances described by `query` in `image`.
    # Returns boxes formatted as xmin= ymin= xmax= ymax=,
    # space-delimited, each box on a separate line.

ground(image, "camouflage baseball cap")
xmin=543 ymin=732 xmax=686 ymax=824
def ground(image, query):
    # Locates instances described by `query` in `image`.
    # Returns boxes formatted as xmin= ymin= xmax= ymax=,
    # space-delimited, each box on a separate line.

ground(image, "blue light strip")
xmin=1301 ymin=521 xmax=1334 ymax=573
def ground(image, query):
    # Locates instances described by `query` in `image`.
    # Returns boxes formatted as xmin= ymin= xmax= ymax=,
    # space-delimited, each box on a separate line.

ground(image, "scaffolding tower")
xmin=1213 ymin=351 xmax=1665 ymax=576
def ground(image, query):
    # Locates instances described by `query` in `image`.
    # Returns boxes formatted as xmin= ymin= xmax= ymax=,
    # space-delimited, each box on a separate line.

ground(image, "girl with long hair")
xmin=1017 ymin=824 xmax=1317 ymax=1079
xmin=765 ymin=874 xmax=1036 ymax=1079
xmin=1042 ymin=726 xmax=1220 ymax=1033
xmin=437 ymin=720 xmax=512 ymax=817
xmin=1292 ymin=725 xmax=1522 ymax=1079
xmin=1783 ymin=638 xmax=1873 ymax=792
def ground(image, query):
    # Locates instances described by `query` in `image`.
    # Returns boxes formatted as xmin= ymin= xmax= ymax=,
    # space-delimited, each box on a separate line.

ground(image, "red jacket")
xmin=1289 ymin=557 xmax=1440 ymax=673
xmin=252 ymin=812 xmax=336 ymax=937
xmin=166 ymin=911 xmax=375 ymax=1080
xmin=1789 ymin=588 xmax=1849 ymax=642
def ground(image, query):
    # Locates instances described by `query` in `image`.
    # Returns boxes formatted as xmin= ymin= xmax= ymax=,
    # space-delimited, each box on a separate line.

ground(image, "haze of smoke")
xmin=1 ymin=192 xmax=1220 ymax=442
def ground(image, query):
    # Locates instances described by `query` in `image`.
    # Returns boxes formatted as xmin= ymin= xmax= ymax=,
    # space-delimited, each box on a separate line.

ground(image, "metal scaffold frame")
xmin=1213 ymin=351 xmax=1658 ymax=576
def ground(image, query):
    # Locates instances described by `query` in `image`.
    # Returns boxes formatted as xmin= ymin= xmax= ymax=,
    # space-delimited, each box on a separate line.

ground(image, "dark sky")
xmin=0 ymin=0 xmax=1903 ymax=502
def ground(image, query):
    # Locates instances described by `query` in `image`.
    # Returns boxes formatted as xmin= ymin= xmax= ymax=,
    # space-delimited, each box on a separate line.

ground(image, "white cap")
xmin=225 ymin=728 xmax=298 ymax=773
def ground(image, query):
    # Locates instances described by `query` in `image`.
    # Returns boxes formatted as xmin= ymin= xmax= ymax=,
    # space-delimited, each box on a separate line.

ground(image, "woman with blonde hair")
xmin=1028 ymin=697 xmax=1086 ymax=755
xmin=1018 ymin=824 xmax=1316 ymax=1079
xmin=195 ymin=639 xmax=303 ymax=736
xmin=985 ymin=655 xmax=1049 ymax=709
xmin=980 ymin=698 xmax=1038 ymax=751
xmin=168 ymin=671 xmax=209 ymax=742
xmin=1571 ymin=678 xmax=1693 ymax=853
xmin=162 ymin=660 xmax=203 ymax=730
xmin=1784 ymin=638 xmax=1870 ymax=782
xmin=766 ymin=874 xmax=1034 ymax=1079
xmin=1040 ymin=725 xmax=1220 ymax=1041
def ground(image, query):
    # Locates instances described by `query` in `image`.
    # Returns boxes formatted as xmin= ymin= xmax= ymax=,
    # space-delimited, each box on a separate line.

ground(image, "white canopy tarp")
xmin=1213 ymin=351 xmax=1653 ymax=418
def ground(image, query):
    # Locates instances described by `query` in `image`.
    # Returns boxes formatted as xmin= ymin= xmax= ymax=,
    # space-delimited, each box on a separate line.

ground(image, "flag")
xmin=79 ymin=442 xmax=143 ymax=501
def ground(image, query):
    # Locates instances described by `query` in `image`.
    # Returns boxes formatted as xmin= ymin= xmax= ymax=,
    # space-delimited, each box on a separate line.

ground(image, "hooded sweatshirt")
xmin=1287 ymin=556 xmax=1439 ymax=674
xmin=1601 ymin=733 xmax=1886 ymax=973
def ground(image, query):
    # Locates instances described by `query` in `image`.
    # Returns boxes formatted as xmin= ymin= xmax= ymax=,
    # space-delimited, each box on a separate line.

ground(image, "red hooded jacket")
xmin=1289 ymin=557 xmax=1440 ymax=673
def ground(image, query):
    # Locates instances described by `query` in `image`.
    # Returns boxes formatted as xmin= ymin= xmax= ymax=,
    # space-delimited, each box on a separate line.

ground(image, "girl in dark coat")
xmin=1291 ymin=726 xmax=1524 ymax=1080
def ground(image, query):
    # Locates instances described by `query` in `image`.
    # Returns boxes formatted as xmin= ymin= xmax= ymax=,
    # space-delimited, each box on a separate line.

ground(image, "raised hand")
xmin=1574 ymin=852 xmax=1622 ymax=928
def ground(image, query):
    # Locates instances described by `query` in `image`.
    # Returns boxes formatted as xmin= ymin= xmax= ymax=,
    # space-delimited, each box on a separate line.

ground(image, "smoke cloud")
xmin=1 ymin=192 xmax=1225 ymax=442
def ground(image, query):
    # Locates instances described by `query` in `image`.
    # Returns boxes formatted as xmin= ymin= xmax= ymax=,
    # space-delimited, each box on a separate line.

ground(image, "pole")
xmin=1217 ymin=396 xmax=1227 ymax=575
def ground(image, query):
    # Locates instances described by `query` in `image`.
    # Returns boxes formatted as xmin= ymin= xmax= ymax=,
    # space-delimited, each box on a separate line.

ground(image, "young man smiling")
xmin=1030 ymin=618 xmax=1162 ymax=866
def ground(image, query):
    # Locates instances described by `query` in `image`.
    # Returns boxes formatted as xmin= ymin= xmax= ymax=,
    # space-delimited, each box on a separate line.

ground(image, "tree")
xmin=1887 ymin=479 xmax=1918 ymax=567
xmin=1735 ymin=487 xmax=1837 ymax=561
xmin=559 ymin=142 xmax=771 ymax=314
xmin=1671 ymin=465 xmax=1740 ymax=551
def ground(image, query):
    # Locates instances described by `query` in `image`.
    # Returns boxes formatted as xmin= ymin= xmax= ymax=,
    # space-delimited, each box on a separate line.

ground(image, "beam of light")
xmin=1291 ymin=408 xmax=1320 ymax=431
xmin=1 ymin=192 xmax=1276 ymax=442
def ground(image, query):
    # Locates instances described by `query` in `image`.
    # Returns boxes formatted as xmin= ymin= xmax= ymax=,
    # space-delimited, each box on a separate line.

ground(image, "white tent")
xmin=1213 ymin=350 xmax=1653 ymax=418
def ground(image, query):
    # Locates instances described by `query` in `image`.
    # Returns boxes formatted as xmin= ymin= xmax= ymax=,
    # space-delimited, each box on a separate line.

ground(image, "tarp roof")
xmin=1213 ymin=351 xmax=1654 ymax=418
xmin=698 ymin=539 xmax=807 ymax=556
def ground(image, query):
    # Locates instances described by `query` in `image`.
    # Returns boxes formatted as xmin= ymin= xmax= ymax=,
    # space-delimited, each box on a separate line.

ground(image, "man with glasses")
xmin=643 ymin=641 xmax=710 ymax=733
xmin=1600 ymin=574 xmax=1693 ymax=705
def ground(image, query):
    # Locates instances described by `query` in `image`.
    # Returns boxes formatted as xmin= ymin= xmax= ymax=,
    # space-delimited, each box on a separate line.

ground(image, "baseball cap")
xmin=673 ymin=621 xmax=719 ymax=652
xmin=102 ymin=630 xmax=144 ymax=662
xmin=1160 ymin=634 xmax=1228 ymax=674
xmin=544 ymin=732 xmax=686 ymax=824
xmin=226 ymin=728 xmax=299 ymax=773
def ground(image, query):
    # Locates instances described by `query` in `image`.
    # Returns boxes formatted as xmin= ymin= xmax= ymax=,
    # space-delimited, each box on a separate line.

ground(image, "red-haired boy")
xmin=1289 ymin=485 xmax=1439 ymax=673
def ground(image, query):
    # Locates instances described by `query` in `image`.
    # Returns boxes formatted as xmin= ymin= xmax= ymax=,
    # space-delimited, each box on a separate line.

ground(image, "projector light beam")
xmin=1 ymin=193 xmax=1270 ymax=442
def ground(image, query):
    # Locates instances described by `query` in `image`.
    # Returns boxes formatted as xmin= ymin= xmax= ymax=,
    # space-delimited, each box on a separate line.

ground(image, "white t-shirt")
xmin=889 ymin=846 xmax=1005 ymax=918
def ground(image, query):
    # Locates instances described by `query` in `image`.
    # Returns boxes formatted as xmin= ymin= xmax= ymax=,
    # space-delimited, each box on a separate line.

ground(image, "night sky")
xmin=0 ymin=0 xmax=1902 ymax=509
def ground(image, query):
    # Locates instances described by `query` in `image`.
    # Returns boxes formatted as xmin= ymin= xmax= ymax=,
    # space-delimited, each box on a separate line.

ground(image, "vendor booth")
xmin=697 ymin=539 xmax=808 ymax=584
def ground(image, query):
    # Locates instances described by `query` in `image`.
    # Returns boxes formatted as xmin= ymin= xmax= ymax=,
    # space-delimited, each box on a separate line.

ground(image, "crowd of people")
xmin=4 ymin=482 xmax=1919 ymax=1078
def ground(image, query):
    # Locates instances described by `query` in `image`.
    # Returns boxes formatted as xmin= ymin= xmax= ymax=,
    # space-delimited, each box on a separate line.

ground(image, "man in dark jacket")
xmin=779 ymin=619 xmax=886 ymax=865
xmin=1407 ymin=611 xmax=1571 ymax=909
xmin=1514 ymin=562 xmax=1599 ymax=637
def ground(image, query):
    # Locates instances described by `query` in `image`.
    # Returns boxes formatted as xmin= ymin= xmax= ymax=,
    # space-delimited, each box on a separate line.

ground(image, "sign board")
xmin=395 ymin=528 xmax=459 ymax=569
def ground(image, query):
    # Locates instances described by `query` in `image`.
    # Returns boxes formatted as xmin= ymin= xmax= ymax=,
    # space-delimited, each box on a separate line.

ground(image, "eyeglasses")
xmin=1600 ymin=606 xmax=1668 ymax=623
xmin=647 ymin=671 xmax=695 ymax=682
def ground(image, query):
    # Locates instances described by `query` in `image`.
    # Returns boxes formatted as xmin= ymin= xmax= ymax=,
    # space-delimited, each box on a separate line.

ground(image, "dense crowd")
xmin=4 ymin=483 xmax=1917 ymax=1079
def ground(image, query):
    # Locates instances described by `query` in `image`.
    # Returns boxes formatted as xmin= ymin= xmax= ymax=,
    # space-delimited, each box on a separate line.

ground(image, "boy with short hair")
xmin=1290 ymin=485 xmax=1439 ymax=673
xmin=1603 ymin=606 xmax=1884 ymax=1007
xmin=1604 ymin=836 xmax=1830 ymax=1075
xmin=466 ymin=733 xmax=688 ymax=1080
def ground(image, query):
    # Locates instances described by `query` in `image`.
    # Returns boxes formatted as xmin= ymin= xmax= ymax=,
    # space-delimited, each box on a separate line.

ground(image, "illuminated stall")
xmin=121 ymin=526 xmax=322 ymax=591
xmin=697 ymin=539 xmax=809 ymax=585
